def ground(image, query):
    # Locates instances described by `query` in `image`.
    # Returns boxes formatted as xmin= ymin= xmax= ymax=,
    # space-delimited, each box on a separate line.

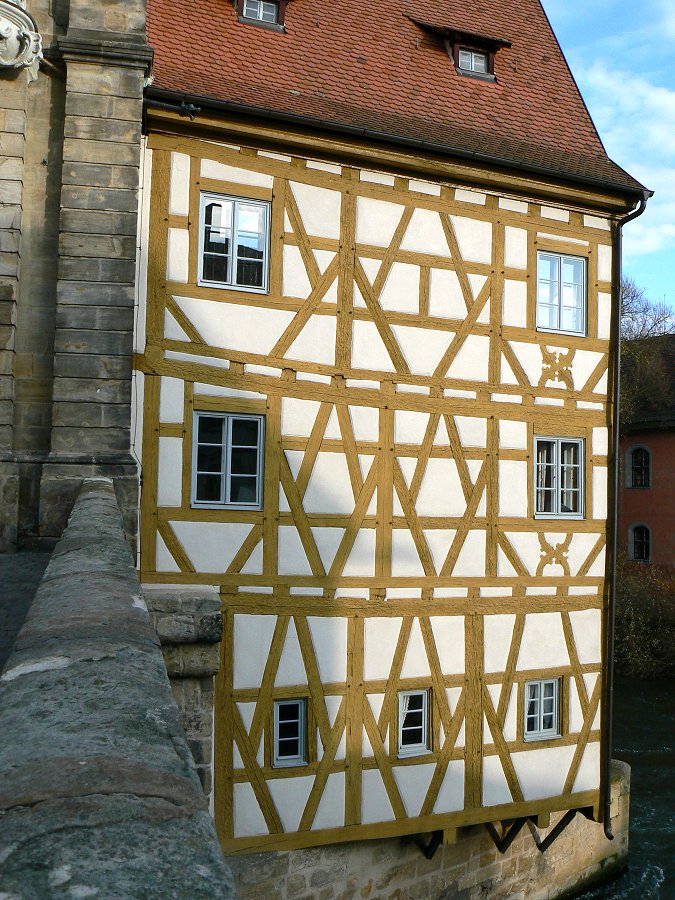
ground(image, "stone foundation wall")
xmin=226 ymin=760 xmax=629 ymax=900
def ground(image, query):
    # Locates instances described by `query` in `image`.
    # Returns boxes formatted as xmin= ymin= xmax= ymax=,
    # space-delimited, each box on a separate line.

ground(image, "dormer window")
xmin=458 ymin=49 xmax=489 ymax=75
xmin=237 ymin=0 xmax=287 ymax=30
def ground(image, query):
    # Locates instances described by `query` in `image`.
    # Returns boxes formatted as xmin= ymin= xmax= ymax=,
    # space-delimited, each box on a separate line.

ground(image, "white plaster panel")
xmin=593 ymin=467 xmax=608 ymax=519
xmin=597 ymin=244 xmax=612 ymax=282
xmin=268 ymin=776 xmax=314 ymax=833
xmin=444 ymin=388 xmax=477 ymax=400
xmin=593 ymin=372 xmax=608 ymax=395
xmin=569 ymin=680 xmax=584 ymax=733
xmin=429 ymin=268 xmax=467 ymax=320
xmin=310 ymin=527 xmax=346 ymax=573
xmin=240 ymin=538 xmax=263 ymax=575
xmin=424 ymin=530 xmax=456 ymax=575
xmin=454 ymin=416 xmax=487 ymax=448
xmin=361 ymin=769 xmax=395 ymax=824
xmin=504 ymin=532 xmax=540 ymax=576
xmin=278 ymin=525 xmax=312 ymax=575
xmin=171 ymin=522 xmax=254 ymax=573
xmin=155 ymin=531 xmax=180 ymax=572
xmin=400 ymin=618 xmax=431 ymax=679
xmin=344 ymin=405 xmax=377 ymax=443
xmin=286 ymin=314 xmax=336 ymax=366
xmin=571 ymin=350 xmax=605 ymax=391
xmin=360 ymin=169 xmax=395 ymax=185
xmin=283 ymin=244 xmax=313 ymax=298
xmin=391 ymin=529 xmax=425 ymax=577
xmin=352 ymin=319 xmax=397 ymax=372
xmin=502 ymin=279 xmax=528 ymax=328
xmin=165 ymin=350 xmax=230 ymax=370
xmin=157 ymin=438 xmax=183 ymax=507
xmin=394 ymin=410 xmax=429 ymax=444
xmin=359 ymin=257 xmax=382 ymax=285
xmin=401 ymin=208 xmax=450 ymax=256
xmin=290 ymin=181 xmax=341 ymax=240
xmin=416 ymin=458 xmax=466 ymax=517
xmin=446 ymin=334 xmax=490 ymax=382
xmin=450 ymin=216 xmax=492 ymax=264
xmin=164 ymin=309 xmax=189 ymax=342
xmin=498 ymin=461 xmax=528 ymax=518
xmin=356 ymin=197 xmax=406 ymax=248
xmin=234 ymin=782 xmax=268 ymax=837
xmin=569 ymin=586 xmax=598 ymax=596
xmin=429 ymin=617 xmax=464 ymax=674
xmin=166 ymin=228 xmax=189 ymax=283
xmin=573 ymin=742 xmax=601 ymax=793
xmin=313 ymin=248 xmax=337 ymax=277
xmin=379 ymin=262 xmax=419 ymax=313
xmin=499 ymin=197 xmax=528 ymax=214
xmin=311 ymin=772 xmax=345 ymax=830
xmin=492 ymin=393 xmax=522 ymax=403
xmin=297 ymin=371 xmax=333 ymax=384
xmin=258 ymin=150 xmax=292 ymax=162
xmin=391 ymin=324 xmax=454 ymax=376
xmin=281 ymin=397 xmax=321 ymax=437
xmin=304 ymin=452 xmax=354 ymax=515
xmin=307 ymin=160 xmax=341 ymax=174
xmin=566 ymin=533 xmax=603 ymax=577
xmin=200 ymin=159 xmax=274 ymax=187
xmin=497 ymin=546 xmax=518 ymax=577
xmin=174 ymin=296 xmax=295 ymax=356
xmin=583 ymin=215 xmax=610 ymax=230
xmin=511 ymin=745 xmax=576 ymax=801
xmin=364 ymin=617 xmax=402 ymax=681
xmin=518 ymin=613 xmax=568 ymax=670
xmin=592 ymin=427 xmax=608 ymax=456
xmin=499 ymin=420 xmax=528 ymax=449
xmin=484 ymin=615 xmax=516 ymax=673
xmin=597 ymin=292 xmax=612 ymax=341
xmin=275 ymin=617 xmax=307 ymax=686
xmin=541 ymin=206 xmax=569 ymax=222
xmin=233 ymin=614 xmax=277 ymax=689
xmin=169 ymin=152 xmax=191 ymax=216
xmin=433 ymin=760 xmax=464 ymax=813
xmin=455 ymin=188 xmax=486 ymax=205
xmin=578 ymin=401 xmax=604 ymax=411
xmin=504 ymin=685 xmax=517 ymax=742
xmin=504 ymin=226 xmax=528 ymax=269
xmin=508 ymin=341 xmax=543 ymax=386
xmin=394 ymin=764 xmax=436 ymax=817
xmin=367 ymin=693 xmax=385 ymax=730
xmin=159 ymin=376 xmax=184 ymax=423
xmin=434 ymin=418 xmax=450 ymax=445
xmin=451 ymin=530 xmax=486 ymax=577
xmin=569 ymin=609 xmax=602 ymax=664
xmin=342 ymin=529 xmax=375 ymax=577
xmin=307 ymin=617 xmax=347 ymax=684
xmin=408 ymin=179 xmax=441 ymax=196
xmin=482 ymin=755 xmax=513 ymax=807
xmin=386 ymin=588 xmax=422 ymax=600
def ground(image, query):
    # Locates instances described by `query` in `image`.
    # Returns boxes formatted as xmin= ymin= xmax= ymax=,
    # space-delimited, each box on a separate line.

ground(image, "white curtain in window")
xmin=536 ymin=442 xmax=549 ymax=511
xmin=401 ymin=695 xmax=411 ymax=720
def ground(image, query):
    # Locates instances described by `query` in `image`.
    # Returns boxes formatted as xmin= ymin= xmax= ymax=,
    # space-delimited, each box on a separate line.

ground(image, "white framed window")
xmin=273 ymin=698 xmax=307 ymax=767
xmin=524 ymin=678 xmax=560 ymax=741
xmin=199 ymin=192 xmax=270 ymax=292
xmin=536 ymin=251 xmax=586 ymax=335
xmin=534 ymin=437 xmax=584 ymax=518
xmin=242 ymin=0 xmax=279 ymax=23
xmin=192 ymin=412 xmax=264 ymax=509
xmin=629 ymin=523 xmax=651 ymax=562
xmin=458 ymin=48 xmax=489 ymax=74
xmin=397 ymin=690 xmax=430 ymax=758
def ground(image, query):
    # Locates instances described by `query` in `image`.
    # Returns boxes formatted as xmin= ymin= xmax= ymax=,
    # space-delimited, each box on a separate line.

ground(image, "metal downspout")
xmin=604 ymin=190 xmax=650 ymax=839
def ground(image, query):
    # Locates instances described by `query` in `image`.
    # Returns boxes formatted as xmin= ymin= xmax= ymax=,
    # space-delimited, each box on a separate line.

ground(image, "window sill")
xmin=524 ymin=732 xmax=561 ymax=743
xmin=238 ymin=15 xmax=285 ymax=32
xmin=534 ymin=514 xmax=584 ymax=521
xmin=198 ymin=278 xmax=269 ymax=295
xmin=191 ymin=502 xmax=263 ymax=511
xmin=536 ymin=325 xmax=587 ymax=338
xmin=457 ymin=69 xmax=496 ymax=83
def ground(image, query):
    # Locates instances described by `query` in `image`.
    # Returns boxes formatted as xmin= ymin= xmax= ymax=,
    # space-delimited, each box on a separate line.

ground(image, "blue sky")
xmin=541 ymin=0 xmax=675 ymax=309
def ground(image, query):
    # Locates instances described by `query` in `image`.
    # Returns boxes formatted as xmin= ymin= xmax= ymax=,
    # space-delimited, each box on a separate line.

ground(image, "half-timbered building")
xmin=136 ymin=0 xmax=649 ymax=854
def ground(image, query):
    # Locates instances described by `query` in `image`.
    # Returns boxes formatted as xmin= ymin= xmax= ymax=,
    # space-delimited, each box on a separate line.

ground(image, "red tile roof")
xmin=147 ymin=0 xmax=645 ymax=195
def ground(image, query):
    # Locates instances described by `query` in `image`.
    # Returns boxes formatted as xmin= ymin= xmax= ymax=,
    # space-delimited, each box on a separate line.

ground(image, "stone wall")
xmin=226 ymin=761 xmax=630 ymax=900
xmin=0 ymin=478 xmax=234 ymax=897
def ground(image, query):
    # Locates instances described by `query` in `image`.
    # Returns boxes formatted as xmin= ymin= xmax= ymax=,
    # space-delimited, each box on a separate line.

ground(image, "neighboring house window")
xmin=192 ymin=412 xmax=264 ymax=509
xmin=242 ymin=0 xmax=279 ymax=23
xmin=199 ymin=193 xmax=270 ymax=292
xmin=630 ymin=447 xmax=651 ymax=488
xmin=534 ymin=437 xmax=584 ymax=518
xmin=273 ymin=699 xmax=307 ymax=767
xmin=524 ymin=678 xmax=561 ymax=741
xmin=536 ymin=251 xmax=586 ymax=335
xmin=398 ymin=690 xmax=430 ymax=757
xmin=629 ymin=524 xmax=651 ymax=561
xmin=458 ymin=48 xmax=489 ymax=74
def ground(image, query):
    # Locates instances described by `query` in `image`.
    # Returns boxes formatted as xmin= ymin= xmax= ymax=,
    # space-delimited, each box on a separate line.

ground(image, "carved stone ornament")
xmin=0 ymin=0 xmax=42 ymax=81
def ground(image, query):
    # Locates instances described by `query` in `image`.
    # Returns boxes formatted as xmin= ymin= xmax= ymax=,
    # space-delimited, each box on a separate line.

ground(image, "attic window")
xmin=458 ymin=49 xmax=489 ymax=75
xmin=446 ymin=40 xmax=497 ymax=81
xmin=237 ymin=0 xmax=287 ymax=30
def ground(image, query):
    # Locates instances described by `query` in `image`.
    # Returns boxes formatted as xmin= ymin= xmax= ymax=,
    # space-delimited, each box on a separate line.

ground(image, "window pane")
xmin=279 ymin=721 xmax=299 ymax=740
xmin=197 ymin=445 xmax=223 ymax=473
xmin=198 ymin=416 xmax=224 ymax=444
xmin=230 ymin=447 xmax=259 ymax=475
xmin=536 ymin=441 xmax=556 ymax=513
xmin=472 ymin=52 xmax=488 ymax=73
xmin=243 ymin=0 xmax=260 ymax=16
xmin=230 ymin=476 xmax=258 ymax=504
xmin=538 ymin=254 xmax=559 ymax=283
xmin=563 ymin=257 xmax=584 ymax=287
xmin=196 ymin=474 xmax=222 ymax=502
xmin=261 ymin=1 xmax=279 ymax=22
xmin=278 ymin=703 xmax=300 ymax=722
xmin=278 ymin=737 xmax=300 ymax=757
xmin=560 ymin=442 xmax=581 ymax=513
xmin=237 ymin=258 xmax=264 ymax=288
xmin=459 ymin=49 xmax=472 ymax=69
xmin=232 ymin=418 xmax=259 ymax=446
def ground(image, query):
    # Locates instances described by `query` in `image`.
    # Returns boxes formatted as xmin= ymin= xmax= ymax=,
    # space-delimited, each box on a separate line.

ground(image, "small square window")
xmin=398 ymin=690 xmax=430 ymax=758
xmin=458 ymin=48 xmax=488 ymax=74
xmin=242 ymin=0 xmax=279 ymax=23
xmin=537 ymin=251 xmax=586 ymax=335
xmin=273 ymin=699 xmax=307 ymax=767
xmin=199 ymin=193 xmax=270 ymax=292
xmin=534 ymin=437 xmax=584 ymax=519
xmin=524 ymin=678 xmax=561 ymax=741
xmin=192 ymin=412 xmax=264 ymax=509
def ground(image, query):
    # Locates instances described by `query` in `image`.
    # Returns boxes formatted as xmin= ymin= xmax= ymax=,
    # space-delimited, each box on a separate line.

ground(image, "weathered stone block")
xmin=0 ymin=132 xmax=24 ymax=157
xmin=54 ymin=328 xmax=133 ymax=355
xmin=61 ymin=209 xmax=138 ymax=237
xmin=53 ymin=376 xmax=132 ymax=404
xmin=65 ymin=116 xmax=142 ymax=144
xmin=59 ymin=232 xmax=137 ymax=259
xmin=63 ymin=136 xmax=141 ymax=167
xmin=58 ymin=255 xmax=137 ymax=282
xmin=65 ymin=64 xmax=145 ymax=100
xmin=66 ymin=93 xmax=143 ymax=122
xmin=60 ymin=184 xmax=138 ymax=212
xmin=62 ymin=160 xmax=140 ymax=190
xmin=53 ymin=352 xmax=132 ymax=380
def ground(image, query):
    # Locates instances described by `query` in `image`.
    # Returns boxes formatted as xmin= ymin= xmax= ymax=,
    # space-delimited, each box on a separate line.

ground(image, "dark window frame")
xmin=629 ymin=523 xmax=651 ymax=562
xmin=628 ymin=446 xmax=651 ymax=489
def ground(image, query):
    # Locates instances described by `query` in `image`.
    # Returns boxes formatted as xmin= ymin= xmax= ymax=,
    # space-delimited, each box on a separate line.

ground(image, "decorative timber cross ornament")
xmin=0 ymin=0 xmax=42 ymax=81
